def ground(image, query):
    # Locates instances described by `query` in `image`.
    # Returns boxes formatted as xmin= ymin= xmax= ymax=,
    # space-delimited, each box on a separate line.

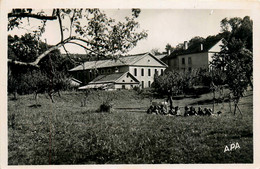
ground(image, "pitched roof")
xmin=164 ymin=38 xmax=223 ymax=60
xmin=69 ymin=52 xmax=167 ymax=71
xmin=90 ymin=72 xmax=125 ymax=83
xmin=89 ymin=72 xmax=139 ymax=84
xmin=154 ymin=54 xmax=167 ymax=60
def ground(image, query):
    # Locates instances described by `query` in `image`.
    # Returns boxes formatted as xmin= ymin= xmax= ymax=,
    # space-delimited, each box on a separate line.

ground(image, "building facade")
xmin=162 ymin=39 xmax=223 ymax=71
xmin=69 ymin=52 xmax=168 ymax=89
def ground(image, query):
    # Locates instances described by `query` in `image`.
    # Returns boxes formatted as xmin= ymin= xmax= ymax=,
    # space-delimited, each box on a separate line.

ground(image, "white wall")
xmin=129 ymin=66 xmax=165 ymax=88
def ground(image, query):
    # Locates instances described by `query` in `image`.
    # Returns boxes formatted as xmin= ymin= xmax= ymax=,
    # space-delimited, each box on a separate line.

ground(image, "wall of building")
xmin=114 ymin=83 xmax=139 ymax=90
xmin=177 ymin=52 xmax=209 ymax=71
xmin=129 ymin=66 xmax=165 ymax=88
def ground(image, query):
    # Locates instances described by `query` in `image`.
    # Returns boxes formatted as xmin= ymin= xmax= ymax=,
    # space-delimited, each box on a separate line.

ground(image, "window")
xmin=154 ymin=69 xmax=158 ymax=75
xmin=141 ymin=68 xmax=144 ymax=76
xmin=182 ymin=58 xmax=185 ymax=65
xmin=161 ymin=69 xmax=163 ymax=75
xmin=101 ymin=69 xmax=105 ymax=74
xmin=141 ymin=81 xmax=144 ymax=89
xmin=134 ymin=68 xmax=137 ymax=76
xmin=122 ymin=85 xmax=125 ymax=89
xmin=148 ymin=81 xmax=151 ymax=87
xmin=89 ymin=71 xmax=92 ymax=79
xmin=188 ymin=57 xmax=192 ymax=64
xmin=131 ymin=80 xmax=133 ymax=82
xmin=148 ymin=69 xmax=151 ymax=76
xmin=107 ymin=69 xmax=111 ymax=73
xmin=188 ymin=67 xmax=192 ymax=72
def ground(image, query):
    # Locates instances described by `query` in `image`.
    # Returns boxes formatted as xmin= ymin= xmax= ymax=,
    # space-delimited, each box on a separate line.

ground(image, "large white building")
xmin=69 ymin=52 xmax=168 ymax=89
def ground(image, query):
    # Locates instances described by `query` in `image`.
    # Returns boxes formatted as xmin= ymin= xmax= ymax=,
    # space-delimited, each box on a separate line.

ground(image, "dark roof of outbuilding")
xmin=90 ymin=72 xmax=139 ymax=84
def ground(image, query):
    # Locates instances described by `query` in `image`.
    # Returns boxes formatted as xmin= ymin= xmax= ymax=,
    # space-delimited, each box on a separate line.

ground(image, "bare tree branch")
xmin=8 ymin=37 xmax=93 ymax=67
xmin=8 ymin=12 xmax=57 ymax=20
xmin=56 ymin=9 xmax=64 ymax=42
xmin=66 ymin=41 xmax=105 ymax=57
xmin=8 ymin=59 xmax=40 ymax=68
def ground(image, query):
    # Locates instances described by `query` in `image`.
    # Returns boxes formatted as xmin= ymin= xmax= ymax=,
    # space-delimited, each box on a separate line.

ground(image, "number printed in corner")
xmin=224 ymin=142 xmax=240 ymax=152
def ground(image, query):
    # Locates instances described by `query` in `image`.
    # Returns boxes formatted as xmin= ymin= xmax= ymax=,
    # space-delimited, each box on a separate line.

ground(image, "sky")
xmin=9 ymin=9 xmax=253 ymax=55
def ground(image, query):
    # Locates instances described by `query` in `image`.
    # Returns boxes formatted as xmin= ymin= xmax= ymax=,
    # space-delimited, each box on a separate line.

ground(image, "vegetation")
xmin=8 ymin=9 xmax=148 ymax=67
xmin=211 ymin=16 xmax=253 ymax=114
xmin=8 ymin=33 xmax=72 ymax=101
xmin=8 ymin=8 xmax=148 ymax=102
xmin=8 ymin=89 xmax=253 ymax=164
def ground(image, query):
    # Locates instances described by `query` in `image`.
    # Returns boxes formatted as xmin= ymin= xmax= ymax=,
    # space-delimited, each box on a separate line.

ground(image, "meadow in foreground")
xmin=8 ymin=89 xmax=253 ymax=164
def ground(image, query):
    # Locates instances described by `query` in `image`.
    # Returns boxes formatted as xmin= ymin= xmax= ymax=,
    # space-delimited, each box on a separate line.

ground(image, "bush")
xmin=99 ymin=101 xmax=113 ymax=113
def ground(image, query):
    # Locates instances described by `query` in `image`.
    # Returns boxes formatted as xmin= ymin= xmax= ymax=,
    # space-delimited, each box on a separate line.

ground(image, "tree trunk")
xmin=213 ymin=91 xmax=215 ymax=113
xmin=233 ymin=103 xmax=237 ymax=115
xmin=34 ymin=92 xmax=38 ymax=105
xmin=13 ymin=91 xmax=17 ymax=100
xmin=236 ymin=104 xmax=243 ymax=115
xmin=229 ymin=98 xmax=232 ymax=113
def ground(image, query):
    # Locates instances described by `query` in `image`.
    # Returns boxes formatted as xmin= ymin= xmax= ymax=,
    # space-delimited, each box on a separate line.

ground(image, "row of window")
xmin=141 ymin=81 xmax=151 ymax=88
xmin=182 ymin=57 xmax=192 ymax=65
xmin=134 ymin=68 xmax=164 ymax=77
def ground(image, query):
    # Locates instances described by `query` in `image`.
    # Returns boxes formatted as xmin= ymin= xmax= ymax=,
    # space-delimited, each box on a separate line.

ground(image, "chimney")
xmin=184 ymin=41 xmax=188 ymax=50
xmin=200 ymin=43 xmax=203 ymax=51
xmin=167 ymin=49 xmax=171 ymax=56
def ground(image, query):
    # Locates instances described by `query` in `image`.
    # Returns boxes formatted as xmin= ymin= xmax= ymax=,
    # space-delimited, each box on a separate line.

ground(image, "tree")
xmin=211 ymin=16 xmax=253 ymax=115
xmin=150 ymin=48 xmax=161 ymax=55
xmin=8 ymin=33 xmax=73 ymax=101
xmin=8 ymin=8 xmax=148 ymax=67
xmin=165 ymin=43 xmax=174 ymax=54
xmin=188 ymin=36 xmax=205 ymax=47
xmin=153 ymin=69 xmax=199 ymax=109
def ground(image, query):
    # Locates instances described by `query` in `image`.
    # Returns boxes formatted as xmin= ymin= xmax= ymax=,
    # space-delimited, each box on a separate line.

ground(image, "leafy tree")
xmin=8 ymin=33 xmax=73 ymax=101
xmin=153 ymin=69 xmax=199 ymax=108
xmin=188 ymin=36 xmax=205 ymax=47
xmin=211 ymin=16 xmax=253 ymax=115
xmin=8 ymin=8 xmax=148 ymax=67
xmin=165 ymin=43 xmax=174 ymax=54
xmin=150 ymin=48 xmax=161 ymax=55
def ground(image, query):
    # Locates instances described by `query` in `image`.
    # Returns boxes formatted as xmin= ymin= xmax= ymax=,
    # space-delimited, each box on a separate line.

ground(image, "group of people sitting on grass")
xmin=147 ymin=104 xmax=222 ymax=116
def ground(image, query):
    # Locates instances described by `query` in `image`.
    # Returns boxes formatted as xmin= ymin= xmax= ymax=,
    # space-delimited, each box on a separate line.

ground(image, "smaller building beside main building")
xmin=162 ymin=38 xmax=223 ymax=71
xmin=69 ymin=52 xmax=168 ymax=90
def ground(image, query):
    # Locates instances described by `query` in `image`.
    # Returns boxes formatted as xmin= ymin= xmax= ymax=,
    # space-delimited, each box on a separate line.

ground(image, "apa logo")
xmin=224 ymin=142 xmax=240 ymax=152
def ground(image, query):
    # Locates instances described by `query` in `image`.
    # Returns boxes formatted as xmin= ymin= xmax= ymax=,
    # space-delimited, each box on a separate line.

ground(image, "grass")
xmin=8 ymin=89 xmax=253 ymax=164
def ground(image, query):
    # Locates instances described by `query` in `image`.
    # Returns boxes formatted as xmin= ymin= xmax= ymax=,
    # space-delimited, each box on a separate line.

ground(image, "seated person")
xmin=175 ymin=106 xmax=181 ymax=116
xmin=189 ymin=106 xmax=196 ymax=116
xmin=147 ymin=105 xmax=153 ymax=114
xmin=204 ymin=108 xmax=212 ymax=116
xmin=197 ymin=107 xmax=204 ymax=116
xmin=184 ymin=106 xmax=189 ymax=116
xmin=168 ymin=107 xmax=176 ymax=115
xmin=160 ymin=105 xmax=167 ymax=115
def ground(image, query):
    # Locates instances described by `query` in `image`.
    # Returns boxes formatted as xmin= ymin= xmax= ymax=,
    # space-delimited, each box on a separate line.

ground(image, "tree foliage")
xmin=211 ymin=16 xmax=253 ymax=114
xmin=153 ymin=70 xmax=199 ymax=97
xmin=8 ymin=8 xmax=148 ymax=66
xmin=8 ymin=33 xmax=73 ymax=100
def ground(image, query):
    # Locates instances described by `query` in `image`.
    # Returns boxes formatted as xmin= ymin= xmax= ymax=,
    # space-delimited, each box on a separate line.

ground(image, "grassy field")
xmin=8 ymin=89 xmax=253 ymax=164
